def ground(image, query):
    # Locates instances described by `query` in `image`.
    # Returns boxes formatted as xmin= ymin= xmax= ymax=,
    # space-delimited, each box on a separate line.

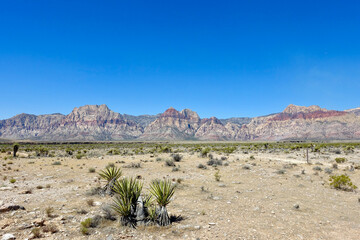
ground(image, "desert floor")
xmin=1 ymin=144 xmax=360 ymax=240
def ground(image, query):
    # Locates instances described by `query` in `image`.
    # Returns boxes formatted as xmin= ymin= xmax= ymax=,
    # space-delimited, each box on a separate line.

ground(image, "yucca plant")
xmin=111 ymin=177 xmax=143 ymax=227
xmin=99 ymin=166 xmax=122 ymax=183
xmin=99 ymin=166 xmax=122 ymax=195
xmin=149 ymin=179 xmax=176 ymax=226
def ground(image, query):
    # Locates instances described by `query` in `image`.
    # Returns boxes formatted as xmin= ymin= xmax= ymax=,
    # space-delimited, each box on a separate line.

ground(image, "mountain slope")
xmin=0 ymin=104 xmax=359 ymax=141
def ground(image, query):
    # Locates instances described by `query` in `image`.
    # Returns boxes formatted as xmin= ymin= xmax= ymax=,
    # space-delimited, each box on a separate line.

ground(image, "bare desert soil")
xmin=1 ymin=144 xmax=360 ymax=240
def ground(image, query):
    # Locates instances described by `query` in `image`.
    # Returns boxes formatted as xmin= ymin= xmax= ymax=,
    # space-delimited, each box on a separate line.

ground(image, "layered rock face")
xmin=235 ymin=105 xmax=360 ymax=141
xmin=49 ymin=105 xmax=143 ymax=140
xmin=1 ymin=104 xmax=360 ymax=141
xmin=0 ymin=113 xmax=64 ymax=140
xmin=0 ymin=105 xmax=142 ymax=141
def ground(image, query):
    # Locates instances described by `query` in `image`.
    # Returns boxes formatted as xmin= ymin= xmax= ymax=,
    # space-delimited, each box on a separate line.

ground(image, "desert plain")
xmin=0 ymin=142 xmax=359 ymax=240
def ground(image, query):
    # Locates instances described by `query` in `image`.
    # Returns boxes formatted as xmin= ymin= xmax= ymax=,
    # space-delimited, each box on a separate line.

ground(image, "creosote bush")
xmin=172 ymin=154 xmax=182 ymax=162
xmin=214 ymin=170 xmax=221 ymax=181
xmin=329 ymin=174 xmax=357 ymax=191
xmin=165 ymin=159 xmax=175 ymax=167
xmin=335 ymin=157 xmax=346 ymax=163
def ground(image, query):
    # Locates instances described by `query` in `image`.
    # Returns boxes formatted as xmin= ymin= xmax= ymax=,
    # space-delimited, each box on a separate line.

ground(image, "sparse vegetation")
xmin=335 ymin=157 xmax=347 ymax=163
xmin=150 ymin=179 xmax=176 ymax=226
xmin=329 ymin=174 xmax=357 ymax=191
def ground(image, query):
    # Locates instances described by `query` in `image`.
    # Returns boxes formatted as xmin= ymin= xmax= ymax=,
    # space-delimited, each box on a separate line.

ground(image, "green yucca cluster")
xmin=112 ymin=177 xmax=143 ymax=227
xmin=100 ymin=165 xmax=176 ymax=228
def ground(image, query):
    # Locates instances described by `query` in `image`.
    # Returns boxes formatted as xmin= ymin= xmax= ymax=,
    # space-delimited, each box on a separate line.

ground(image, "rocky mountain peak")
xmin=180 ymin=109 xmax=200 ymax=121
xmin=283 ymin=104 xmax=324 ymax=114
xmin=161 ymin=107 xmax=182 ymax=118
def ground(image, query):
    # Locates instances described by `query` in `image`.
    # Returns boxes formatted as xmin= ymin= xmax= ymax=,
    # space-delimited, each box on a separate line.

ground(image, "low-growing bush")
xmin=329 ymin=174 xmax=357 ymax=191
xmin=335 ymin=157 xmax=346 ymax=163
xmin=165 ymin=159 xmax=175 ymax=167
xmin=198 ymin=163 xmax=207 ymax=169
xmin=172 ymin=154 xmax=182 ymax=162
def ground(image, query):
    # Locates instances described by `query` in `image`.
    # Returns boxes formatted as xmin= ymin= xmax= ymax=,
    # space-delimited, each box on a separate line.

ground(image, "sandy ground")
xmin=1 ymin=147 xmax=360 ymax=240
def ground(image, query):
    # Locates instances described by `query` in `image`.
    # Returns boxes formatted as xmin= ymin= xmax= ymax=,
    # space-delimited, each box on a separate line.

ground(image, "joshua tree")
xmin=13 ymin=143 xmax=19 ymax=157
xmin=149 ymin=179 xmax=176 ymax=226
xmin=99 ymin=166 xmax=122 ymax=195
xmin=111 ymin=177 xmax=143 ymax=227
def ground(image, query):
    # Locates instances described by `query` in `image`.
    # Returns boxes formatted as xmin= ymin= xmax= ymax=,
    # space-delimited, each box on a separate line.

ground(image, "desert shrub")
xmin=65 ymin=147 xmax=74 ymax=155
xmin=107 ymin=149 xmax=120 ymax=155
xmin=45 ymin=207 xmax=54 ymax=217
xmin=172 ymin=167 xmax=180 ymax=172
xmin=172 ymin=154 xmax=182 ymax=162
xmin=156 ymin=157 xmax=162 ymax=162
xmin=52 ymin=161 xmax=61 ymax=165
xmin=81 ymin=218 xmax=92 ymax=228
xmin=87 ymin=199 xmax=94 ymax=206
xmin=102 ymin=205 xmax=117 ymax=221
xmin=214 ymin=170 xmax=221 ymax=181
xmin=9 ymin=178 xmax=16 ymax=183
xmin=36 ymin=146 xmax=49 ymax=157
xmin=80 ymin=226 xmax=89 ymax=235
xmin=249 ymin=155 xmax=255 ymax=160
xmin=165 ymin=159 xmax=175 ymax=167
xmin=201 ymin=148 xmax=211 ymax=157
xmin=31 ymin=227 xmax=42 ymax=238
xmin=276 ymin=169 xmax=286 ymax=174
xmin=334 ymin=149 xmax=341 ymax=154
xmin=242 ymin=164 xmax=251 ymax=170
xmin=89 ymin=168 xmax=96 ymax=173
xmin=335 ymin=157 xmax=346 ymax=163
xmin=332 ymin=163 xmax=338 ymax=169
xmin=42 ymin=224 xmax=58 ymax=233
xmin=75 ymin=153 xmax=83 ymax=159
xmin=220 ymin=156 xmax=227 ymax=161
xmin=197 ymin=163 xmax=207 ymax=169
xmin=207 ymin=158 xmax=222 ymax=166
xmin=329 ymin=174 xmax=357 ymax=191
xmin=127 ymin=162 xmax=141 ymax=168
xmin=313 ymin=166 xmax=322 ymax=171
xmin=324 ymin=168 xmax=333 ymax=174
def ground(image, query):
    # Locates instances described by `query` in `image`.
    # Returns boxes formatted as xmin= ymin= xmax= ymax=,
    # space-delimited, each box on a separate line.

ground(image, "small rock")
xmin=2 ymin=233 xmax=16 ymax=240
xmin=0 ymin=206 xmax=25 ymax=213
xmin=218 ymin=184 xmax=226 ymax=187
xmin=209 ymin=222 xmax=216 ymax=225
xmin=293 ymin=204 xmax=300 ymax=210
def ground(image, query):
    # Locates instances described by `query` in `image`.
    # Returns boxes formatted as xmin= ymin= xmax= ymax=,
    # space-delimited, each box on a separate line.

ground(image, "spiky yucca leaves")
xmin=143 ymin=194 xmax=156 ymax=223
xmin=112 ymin=195 xmax=136 ymax=227
xmin=149 ymin=179 xmax=176 ymax=226
xmin=99 ymin=166 xmax=122 ymax=183
xmin=111 ymin=177 xmax=143 ymax=227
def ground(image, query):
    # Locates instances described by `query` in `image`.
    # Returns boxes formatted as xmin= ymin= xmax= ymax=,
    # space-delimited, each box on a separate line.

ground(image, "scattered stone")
xmin=1 ymin=233 xmax=16 ymax=240
xmin=218 ymin=184 xmax=226 ymax=187
xmin=0 ymin=205 xmax=25 ymax=213
xmin=33 ymin=218 xmax=46 ymax=227
xmin=293 ymin=204 xmax=300 ymax=210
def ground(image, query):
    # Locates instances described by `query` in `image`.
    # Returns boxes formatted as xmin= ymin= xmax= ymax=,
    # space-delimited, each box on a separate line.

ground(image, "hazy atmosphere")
xmin=1 ymin=1 xmax=360 ymax=119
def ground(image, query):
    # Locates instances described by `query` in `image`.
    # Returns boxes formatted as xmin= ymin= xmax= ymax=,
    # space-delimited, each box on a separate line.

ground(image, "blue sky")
xmin=1 ymin=0 xmax=359 ymax=119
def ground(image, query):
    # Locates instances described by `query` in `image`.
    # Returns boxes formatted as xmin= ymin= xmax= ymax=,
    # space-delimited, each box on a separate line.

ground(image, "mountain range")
xmin=0 ymin=104 xmax=359 ymax=141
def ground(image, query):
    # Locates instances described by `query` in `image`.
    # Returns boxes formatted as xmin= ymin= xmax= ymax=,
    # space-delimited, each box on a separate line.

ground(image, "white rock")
xmin=2 ymin=233 xmax=16 ymax=240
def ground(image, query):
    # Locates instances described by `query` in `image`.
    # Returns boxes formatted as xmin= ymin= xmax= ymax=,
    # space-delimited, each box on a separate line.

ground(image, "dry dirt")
xmin=1 ymin=147 xmax=360 ymax=240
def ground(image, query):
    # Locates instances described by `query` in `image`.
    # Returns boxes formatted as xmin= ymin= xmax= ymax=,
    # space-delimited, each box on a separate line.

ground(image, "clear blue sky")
xmin=1 ymin=0 xmax=360 ymax=119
